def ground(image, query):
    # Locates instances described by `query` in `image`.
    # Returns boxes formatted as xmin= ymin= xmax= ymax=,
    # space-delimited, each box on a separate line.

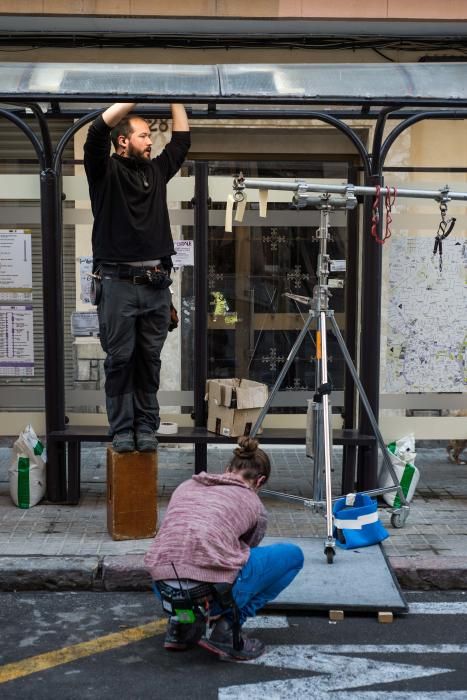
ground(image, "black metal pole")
xmin=356 ymin=172 xmax=383 ymax=492
xmin=341 ymin=165 xmax=359 ymax=492
xmin=356 ymin=106 xmax=404 ymax=491
xmin=342 ymin=165 xmax=360 ymax=428
xmin=40 ymin=167 xmax=67 ymax=501
xmin=193 ymin=161 xmax=209 ymax=473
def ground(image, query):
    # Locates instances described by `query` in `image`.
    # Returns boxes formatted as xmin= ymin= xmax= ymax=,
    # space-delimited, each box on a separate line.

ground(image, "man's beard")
xmin=127 ymin=143 xmax=151 ymax=162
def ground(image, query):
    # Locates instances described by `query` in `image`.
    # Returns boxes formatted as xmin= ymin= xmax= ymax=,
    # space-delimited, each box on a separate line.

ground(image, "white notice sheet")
xmin=0 ymin=230 xmax=33 ymax=301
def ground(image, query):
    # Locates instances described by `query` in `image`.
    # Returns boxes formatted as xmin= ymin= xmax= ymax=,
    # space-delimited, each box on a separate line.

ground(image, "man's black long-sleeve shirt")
xmin=84 ymin=115 xmax=191 ymax=265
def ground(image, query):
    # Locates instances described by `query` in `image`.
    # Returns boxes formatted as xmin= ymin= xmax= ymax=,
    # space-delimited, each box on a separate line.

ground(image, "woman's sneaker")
xmin=164 ymin=613 xmax=206 ymax=651
xmin=198 ymin=617 xmax=265 ymax=661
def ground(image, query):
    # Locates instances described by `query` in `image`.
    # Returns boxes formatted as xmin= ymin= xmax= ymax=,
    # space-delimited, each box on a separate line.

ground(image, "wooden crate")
xmin=107 ymin=448 xmax=158 ymax=540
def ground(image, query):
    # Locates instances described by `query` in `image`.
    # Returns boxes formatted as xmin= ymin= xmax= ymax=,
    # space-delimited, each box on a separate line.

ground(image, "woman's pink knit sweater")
xmin=144 ymin=471 xmax=268 ymax=584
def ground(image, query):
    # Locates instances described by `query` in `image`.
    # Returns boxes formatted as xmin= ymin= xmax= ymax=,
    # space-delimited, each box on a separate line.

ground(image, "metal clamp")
xmin=436 ymin=184 xmax=451 ymax=205
xmin=292 ymin=181 xmax=310 ymax=209
xmin=233 ymin=172 xmax=245 ymax=201
xmin=344 ymin=183 xmax=358 ymax=210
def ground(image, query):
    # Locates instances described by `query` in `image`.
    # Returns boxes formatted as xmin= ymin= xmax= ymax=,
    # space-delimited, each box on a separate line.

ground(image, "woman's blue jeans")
xmin=230 ymin=542 xmax=304 ymax=624
xmin=153 ymin=542 xmax=304 ymax=627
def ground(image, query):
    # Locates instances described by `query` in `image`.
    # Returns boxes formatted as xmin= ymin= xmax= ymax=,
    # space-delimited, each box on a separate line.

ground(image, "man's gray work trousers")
xmin=97 ymin=275 xmax=171 ymax=436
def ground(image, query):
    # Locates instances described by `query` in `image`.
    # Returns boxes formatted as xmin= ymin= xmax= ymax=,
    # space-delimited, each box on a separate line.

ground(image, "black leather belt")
xmin=100 ymin=264 xmax=163 ymax=285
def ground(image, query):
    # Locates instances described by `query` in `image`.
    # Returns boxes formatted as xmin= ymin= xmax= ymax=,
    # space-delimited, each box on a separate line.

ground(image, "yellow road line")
xmin=0 ymin=618 xmax=166 ymax=685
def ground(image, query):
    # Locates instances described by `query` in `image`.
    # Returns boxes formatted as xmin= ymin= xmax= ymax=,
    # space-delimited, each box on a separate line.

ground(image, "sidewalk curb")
xmin=388 ymin=556 xmax=467 ymax=590
xmin=1 ymin=554 xmax=467 ymax=592
xmin=0 ymin=556 xmax=100 ymax=591
xmin=102 ymin=555 xmax=151 ymax=591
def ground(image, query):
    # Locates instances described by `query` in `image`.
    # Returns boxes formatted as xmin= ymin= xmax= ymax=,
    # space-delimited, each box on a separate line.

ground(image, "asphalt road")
xmin=1 ymin=591 xmax=467 ymax=699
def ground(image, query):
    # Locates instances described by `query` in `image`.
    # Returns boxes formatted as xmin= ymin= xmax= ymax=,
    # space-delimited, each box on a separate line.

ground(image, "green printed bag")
xmin=9 ymin=425 xmax=47 ymax=508
xmin=379 ymin=433 xmax=420 ymax=508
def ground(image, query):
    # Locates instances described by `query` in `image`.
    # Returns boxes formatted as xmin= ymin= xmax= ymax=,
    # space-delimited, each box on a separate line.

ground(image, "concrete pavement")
xmin=1 ymin=442 xmax=467 ymax=591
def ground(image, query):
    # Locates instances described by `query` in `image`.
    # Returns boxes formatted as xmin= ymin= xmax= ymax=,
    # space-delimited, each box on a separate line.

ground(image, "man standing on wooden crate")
xmin=144 ymin=437 xmax=304 ymax=661
xmin=84 ymin=102 xmax=190 ymax=453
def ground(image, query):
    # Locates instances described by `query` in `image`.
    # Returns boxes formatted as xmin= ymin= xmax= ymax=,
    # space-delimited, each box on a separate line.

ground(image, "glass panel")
xmin=385 ymin=118 xmax=467 ymax=170
xmin=196 ymin=160 xmax=351 ymax=413
xmin=218 ymin=63 xmax=467 ymax=102
xmin=0 ymin=118 xmax=75 ymax=411
xmin=0 ymin=63 xmax=219 ymax=100
xmin=380 ymin=118 xmax=467 ymax=415
xmin=1 ymin=62 xmax=466 ymax=104
xmin=380 ymin=171 xmax=466 ymax=404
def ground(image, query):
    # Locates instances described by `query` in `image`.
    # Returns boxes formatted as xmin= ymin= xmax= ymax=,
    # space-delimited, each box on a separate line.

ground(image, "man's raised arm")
xmin=170 ymin=104 xmax=189 ymax=132
xmin=102 ymin=103 xmax=137 ymax=128
xmin=101 ymin=103 xmax=188 ymax=131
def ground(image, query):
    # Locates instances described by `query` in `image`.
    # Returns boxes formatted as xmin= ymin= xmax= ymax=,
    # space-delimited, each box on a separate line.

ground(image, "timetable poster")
xmin=0 ymin=305 xmax=34 ymax=376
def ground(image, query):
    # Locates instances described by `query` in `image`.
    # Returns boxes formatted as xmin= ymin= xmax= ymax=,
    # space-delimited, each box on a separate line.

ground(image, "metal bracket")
xmin=344 ymin=183 xmax=358 ymax=209
xmin=436 ymin=184 xmax=451 ymax=205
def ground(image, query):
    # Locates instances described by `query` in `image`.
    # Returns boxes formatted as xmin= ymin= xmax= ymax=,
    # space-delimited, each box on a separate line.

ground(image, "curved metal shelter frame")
xmin=0 ymin=62 xmax=466 ymax=502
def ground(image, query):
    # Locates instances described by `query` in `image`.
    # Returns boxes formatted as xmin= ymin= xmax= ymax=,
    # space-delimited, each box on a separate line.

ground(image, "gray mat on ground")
xmin=263 ymin=536 xmax=407 ymax=613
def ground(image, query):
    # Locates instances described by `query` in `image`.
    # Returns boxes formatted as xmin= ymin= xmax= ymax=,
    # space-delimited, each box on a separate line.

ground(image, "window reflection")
xmin=182 ymin=159 xmax=350 ymax=411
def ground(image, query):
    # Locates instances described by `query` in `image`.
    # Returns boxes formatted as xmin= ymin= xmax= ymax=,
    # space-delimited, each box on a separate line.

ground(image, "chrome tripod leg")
xmin=307 ymin=400 xmax=324 ymax=502
xmin=319 ymin=311 xmax=336 ymax=564
xmin=328 ymin=312 xmax=409 ymax=511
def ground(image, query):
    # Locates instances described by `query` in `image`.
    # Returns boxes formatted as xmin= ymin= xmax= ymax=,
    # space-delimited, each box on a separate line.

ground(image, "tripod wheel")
xmin=325 ymin=547 xmax=335 ymax=564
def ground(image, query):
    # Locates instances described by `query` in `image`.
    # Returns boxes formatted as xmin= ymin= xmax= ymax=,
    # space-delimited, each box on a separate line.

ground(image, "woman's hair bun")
xmin=227 ymin=435 xmax=271 ymax=483
xmin=234 ymin=435 xmax=258 ymax=459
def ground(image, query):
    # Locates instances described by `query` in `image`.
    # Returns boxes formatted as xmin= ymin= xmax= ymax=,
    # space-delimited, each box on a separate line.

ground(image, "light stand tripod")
xmin=250 ymin=193 xmax=407 ymax=564
xmin=231 ymin=175 xmax=466 ymax=564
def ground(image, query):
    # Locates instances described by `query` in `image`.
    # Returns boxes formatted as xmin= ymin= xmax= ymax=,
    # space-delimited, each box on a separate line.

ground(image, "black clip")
xmin=433 ymin=202 xmax=456 ymax=272
xmin=313 ymin=382 xmax=333 ymax=403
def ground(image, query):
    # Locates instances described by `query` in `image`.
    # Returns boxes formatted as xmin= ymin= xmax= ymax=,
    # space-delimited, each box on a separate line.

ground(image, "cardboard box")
xmin=206 ymin=378 xmax=268 ymax=437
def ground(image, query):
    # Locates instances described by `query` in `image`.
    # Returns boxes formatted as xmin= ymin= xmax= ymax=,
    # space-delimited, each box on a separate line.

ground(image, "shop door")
xmin=181 ymin=159 xmax=357 ymax=421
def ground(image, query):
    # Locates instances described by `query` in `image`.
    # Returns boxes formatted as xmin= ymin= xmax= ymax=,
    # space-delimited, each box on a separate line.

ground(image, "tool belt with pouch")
xmin=157 ymin=580 xmax=216 ymax=618
xmin=156 ymin=580 xmax=235 ymax=616
xmin=100 ymin=263 xmax=172 ymax=289
xmin=89 ymin=274 xmax=102 ymax=306
xmin=155 ymin=579 xmax=242 ymax=650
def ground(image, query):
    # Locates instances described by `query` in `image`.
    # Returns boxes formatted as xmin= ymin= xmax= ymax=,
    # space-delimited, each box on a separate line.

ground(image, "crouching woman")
xmin=144 ymin=436 xmax=304 ymax=661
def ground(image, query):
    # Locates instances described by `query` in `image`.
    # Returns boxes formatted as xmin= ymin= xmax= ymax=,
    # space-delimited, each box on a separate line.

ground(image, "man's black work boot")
xmin=164 ymin=614 xmax=205 ymax=651
xmin=112 ymin=430 xmax=135 ymax=453
xmin=198 ymin=617 xmax=265 ymax=661
xmin=135 ymin=430 xmax=158 ymax=452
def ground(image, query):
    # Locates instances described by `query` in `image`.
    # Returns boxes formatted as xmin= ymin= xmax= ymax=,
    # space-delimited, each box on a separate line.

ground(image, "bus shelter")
xmin=0 ymin=62 xmax=466 ymax=502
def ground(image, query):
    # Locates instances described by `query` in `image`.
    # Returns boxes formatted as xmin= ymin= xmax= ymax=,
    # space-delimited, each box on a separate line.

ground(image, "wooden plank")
xmin=378 ymin=611 xmax=394 ymax=624
xmin=107 ymin=449 xmax=158 ymax=541
xmin=329 ymin=610 xmax=345 ymax=621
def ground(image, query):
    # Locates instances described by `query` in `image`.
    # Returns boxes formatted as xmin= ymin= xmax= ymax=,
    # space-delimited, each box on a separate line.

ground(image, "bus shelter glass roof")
xmin=0 ymin=62 xmax=467 ymax=107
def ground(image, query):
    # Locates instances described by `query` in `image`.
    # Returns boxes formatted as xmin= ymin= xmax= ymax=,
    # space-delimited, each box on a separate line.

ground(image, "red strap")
xmin=371 ymin=185 xmax=382 ymax=244
xmin=371 ymin=185 xmax=397 ymax=245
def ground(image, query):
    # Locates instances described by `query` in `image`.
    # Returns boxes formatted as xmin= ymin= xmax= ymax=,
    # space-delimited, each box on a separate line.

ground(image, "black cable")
xmin=372 ymin=48 xmax=396 ymax=62
xmin=2 ymin=34 xmax=467 ymax=52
